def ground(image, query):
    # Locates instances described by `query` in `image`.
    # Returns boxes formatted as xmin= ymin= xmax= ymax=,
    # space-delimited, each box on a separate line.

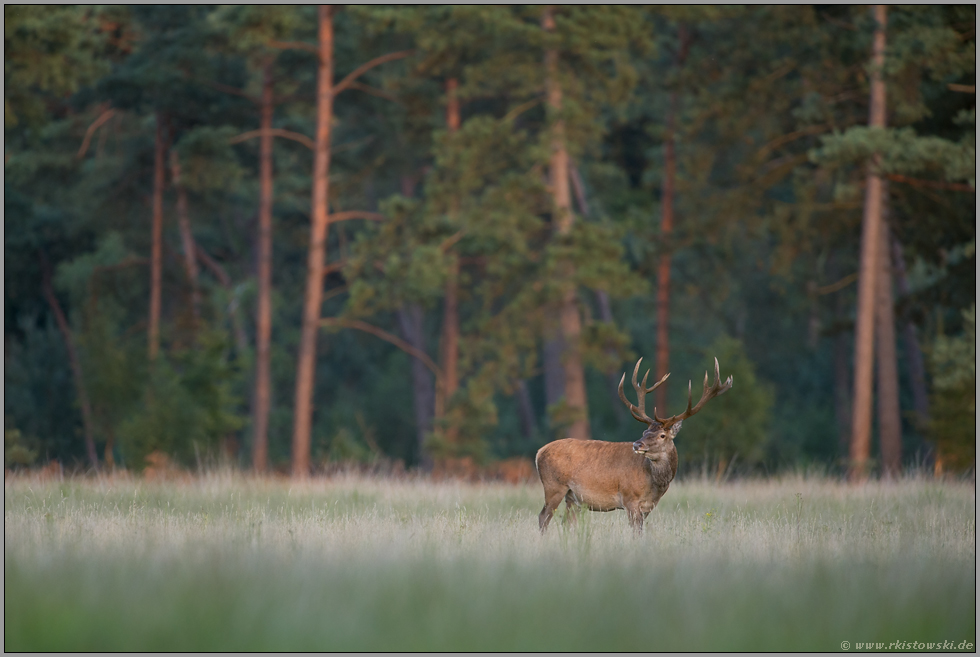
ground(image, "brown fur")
xmin=535 ymin=424 xmax=680 ymax=533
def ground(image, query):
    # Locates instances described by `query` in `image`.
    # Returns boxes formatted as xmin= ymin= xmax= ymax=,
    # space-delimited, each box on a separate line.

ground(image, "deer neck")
xmin=643 ymin=444 xmax=678 ymax=489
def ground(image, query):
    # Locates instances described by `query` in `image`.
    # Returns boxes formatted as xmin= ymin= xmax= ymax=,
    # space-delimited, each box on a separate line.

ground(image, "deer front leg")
xmin=626 ymin=503 xmax=645 ymax=534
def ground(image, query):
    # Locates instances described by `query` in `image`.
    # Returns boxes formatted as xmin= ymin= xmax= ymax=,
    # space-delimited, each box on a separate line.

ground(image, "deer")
xmin=535 ymin=357 xmax=733 ymax=533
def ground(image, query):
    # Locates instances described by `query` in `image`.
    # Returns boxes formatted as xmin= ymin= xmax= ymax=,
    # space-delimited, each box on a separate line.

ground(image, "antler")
xmin=653 ymin=357 xmax=733 ymax=429
xmin=617 ymin=358 xmax=670 ymax=426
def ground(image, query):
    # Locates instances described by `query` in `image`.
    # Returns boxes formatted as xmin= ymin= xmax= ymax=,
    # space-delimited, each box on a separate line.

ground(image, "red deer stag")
xmin=535 ymin=357 xmax=732 ymax=533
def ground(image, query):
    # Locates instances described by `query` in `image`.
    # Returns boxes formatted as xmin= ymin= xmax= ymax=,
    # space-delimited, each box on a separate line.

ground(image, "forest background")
xmin=4 ymin=5 xmax=975 ymax=478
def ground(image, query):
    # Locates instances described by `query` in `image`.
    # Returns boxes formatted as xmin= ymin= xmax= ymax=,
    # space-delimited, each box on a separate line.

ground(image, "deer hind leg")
xmin=563 ymin=491 xmax=580 ymax=527
xmin=539 ymin=486 xmax=568 ymax=533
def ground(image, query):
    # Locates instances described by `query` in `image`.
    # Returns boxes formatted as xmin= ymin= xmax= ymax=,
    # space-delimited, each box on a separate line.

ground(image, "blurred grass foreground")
xmin=4 ymin=471 xmax=976 ymax=651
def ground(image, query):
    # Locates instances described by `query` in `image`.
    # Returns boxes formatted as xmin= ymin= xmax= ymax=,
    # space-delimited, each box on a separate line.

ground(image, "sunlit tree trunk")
xmin=40 ymin=252 xmax=98 ymax=469
xmin=876 ymin=205 xmax=902 ymax=478
xmin=441 ymin=77 xmax=461 ymax=447
xmin=148 ymin=114 xmax=166 ymax=361
xmin=254 ymin=58 xmax=275 ymax=474
xmin=169 ymin=149 xmax=200 ymax=323
xmin=543 ymin=6 xmax=589 ymax=440
xmin=849 ymin=4 xmax=887 ymax=482
xmin=291 ymin=5 xmax=333 ymax=478
xmin=656 ymin=24 xmax=691 ymax=416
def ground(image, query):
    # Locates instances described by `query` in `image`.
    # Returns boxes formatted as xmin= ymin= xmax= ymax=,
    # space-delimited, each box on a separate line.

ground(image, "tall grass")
xmin=4 ymin=472 xmax=976 ymax=651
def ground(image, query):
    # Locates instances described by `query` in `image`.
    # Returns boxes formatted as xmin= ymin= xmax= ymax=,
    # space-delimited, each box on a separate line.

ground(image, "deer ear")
xmin=667 ymin=421 xmax=683 ymax=440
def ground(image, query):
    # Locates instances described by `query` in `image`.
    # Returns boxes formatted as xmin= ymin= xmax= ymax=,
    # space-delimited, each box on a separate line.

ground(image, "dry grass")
xmin=4 ymin=470 xmax=976 ymax=650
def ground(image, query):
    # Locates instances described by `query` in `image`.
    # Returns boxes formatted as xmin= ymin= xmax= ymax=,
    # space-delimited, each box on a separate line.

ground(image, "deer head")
xmin=618 ymin=357 xmax=733 ymax=458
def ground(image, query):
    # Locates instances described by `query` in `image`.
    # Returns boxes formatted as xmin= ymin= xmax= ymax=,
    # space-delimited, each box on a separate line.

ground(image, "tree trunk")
xmin=516 ymin=380 xmax=537 ymax=440
xmin=543 ymin=335 xmax=566 ymax=411
xmin=149 ymin=114 xmax=166 ymax=361
xmin=397 ymin=304 xmax=435 ymax=469
xmin=876 ymin=208 xmax=902 ymax=478
xmin=656 ymin=124 xmax=675 ymax=417
xmin=543 ymin=6 xmax=589 ymax=440
xmin=40 ymin=253 xmax=99 ymax=470
xmin=834 ymin=327 xmax=852 ymax=460
xmin=890 ymin=234 xmax=930 ymax=426
xmin=194 ymin=241 xmax=249 ymax=355
xmin=570 ymin=162 xmax=625 ymax=419
xmin=291 ymin=5 xmax=333 ymax=478
xmin=441 ymin=77 xmax=461 ymax=445
xmin=254 ymin=58 xmax=275 ymax=474
xmin=656 ymin=24 xmax=691 ymax=416
xmin=169 ymin=149 xmax=200 ymax=323
xmin=849 ymin=4 xmax=887 ymax=482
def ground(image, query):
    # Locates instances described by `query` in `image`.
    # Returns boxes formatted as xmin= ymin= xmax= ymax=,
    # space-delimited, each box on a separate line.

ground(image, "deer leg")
xmin=563 ymin=491 xmax=579 ymax=527
xmin=626 ymin=504 xmax=645 ymax=534
xmin=539 ymin=487 xmax=567 ymax=533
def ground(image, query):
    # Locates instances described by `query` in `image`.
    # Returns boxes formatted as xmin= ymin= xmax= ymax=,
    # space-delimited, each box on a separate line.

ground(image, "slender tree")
xmin=292 ymin=5 xmax=334 ymax=478
xmin=40 ymin=252 xmax=99 ymax=469
xmin=169 ymin=149 xmax=201 ymax=323
xmin=148 ymin=114 xmax=167 ymax=361
xmin=253 ymin=57 xmax=276 ymax=474
xmin=876 ymin=203 xmax=901 ymax=477
xmin=655 ymin=24 xmax=692 ymax=415
xmin=849 ymin=4 xmax=887 ymax=481
xmin=543 ymin=6 xmax=589 ymax=440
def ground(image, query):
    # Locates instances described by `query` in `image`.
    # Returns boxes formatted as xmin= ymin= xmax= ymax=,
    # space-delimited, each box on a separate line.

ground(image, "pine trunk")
xmin=40 ymin=254 xmax=99 ymax=469
xmin=149 ymin=114 xmax=166 ymax=361
xmin=890 ymin=235 xmax=930 ymax=426
xmin=849 ymin=4 xmax=887 ymax=482
xmin=656 ymin=112 xmax=675 ymax=417
xmin=291 ymin=6 xmax=333 ymax=478
xmin=570 ymin=163 xmax=625 ymax=419
xmin=834 ymin=328 xmax=852 ymax=459
xmin=876 ymin=210 xmax=902 ymax=477
xmin=441 ymin=77 xmax=461 ymax=444
xmin=516 ymin=380 xmax=537 ymax=439
xmin=169 ymin=149 xmax=200 ymax=323
xmin=397 ymin=304 xmax=434 ymax=469
xmin=656 ymin=25 xmax=691 ymax=416
xmin=254 ymin=59 xmax=275 ymax=474
xmin=543 ymin=6 xmax=589 ymax=440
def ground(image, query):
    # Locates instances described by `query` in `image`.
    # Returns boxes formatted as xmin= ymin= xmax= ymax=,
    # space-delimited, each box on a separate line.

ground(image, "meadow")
xmin=4 ymin=471 xmax=976 ymax=651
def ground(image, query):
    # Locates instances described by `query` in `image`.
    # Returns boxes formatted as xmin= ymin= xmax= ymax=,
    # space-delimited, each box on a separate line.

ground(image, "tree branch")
xmin=334 ymin=50 xmax=414 ymax=95
xmin=503 ymin=97 xmax=542 ymax=123
xmin=230 ymin=128 xmax=314 ymax=150
xmin=321 ymin=317 xmax=444 ymax=384
xmin=194 ymin=243 xmax=231 ymax=287
xmin=77 ymin=107 xmax=116 ymax=159
xmin=328 ymin=210 xmax=386 ymax=223
xmin=885 ymin=173 xmax=974 ymax=193
xmin=815 ymin=272 xmax=858 ymax=295
xmin=323 ymin=261 xmax=347 ymax=277
xmin=345 ymin=81 xmax=400 ymax=103
xmin=203 ymin=80 xmax=258 ymax=102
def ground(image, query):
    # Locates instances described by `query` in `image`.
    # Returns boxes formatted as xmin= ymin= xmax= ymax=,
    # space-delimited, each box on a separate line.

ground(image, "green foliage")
xmin=675 ymin=337 xmax=775 ymax=468
xmin=2 ymin=5 xmax=974 ymax=472
xmin=928 ymin=305 xmax=975 ymax=470
xmin=117 ymin=331 xmax=244 ymax=469
xmin=4 ymin=427 xmax=38 ymax=469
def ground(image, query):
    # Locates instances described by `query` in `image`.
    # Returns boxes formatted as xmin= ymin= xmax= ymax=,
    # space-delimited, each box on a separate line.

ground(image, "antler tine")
xmin=654 ymin=357 xmax=734 ymax=428
xmin=617 ymin=358 xmax=666 ymax=426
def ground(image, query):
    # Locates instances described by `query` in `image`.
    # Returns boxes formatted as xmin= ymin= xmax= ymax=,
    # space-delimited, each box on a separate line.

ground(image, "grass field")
xmin=4 ymin=471 xmax=976 ymax=651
